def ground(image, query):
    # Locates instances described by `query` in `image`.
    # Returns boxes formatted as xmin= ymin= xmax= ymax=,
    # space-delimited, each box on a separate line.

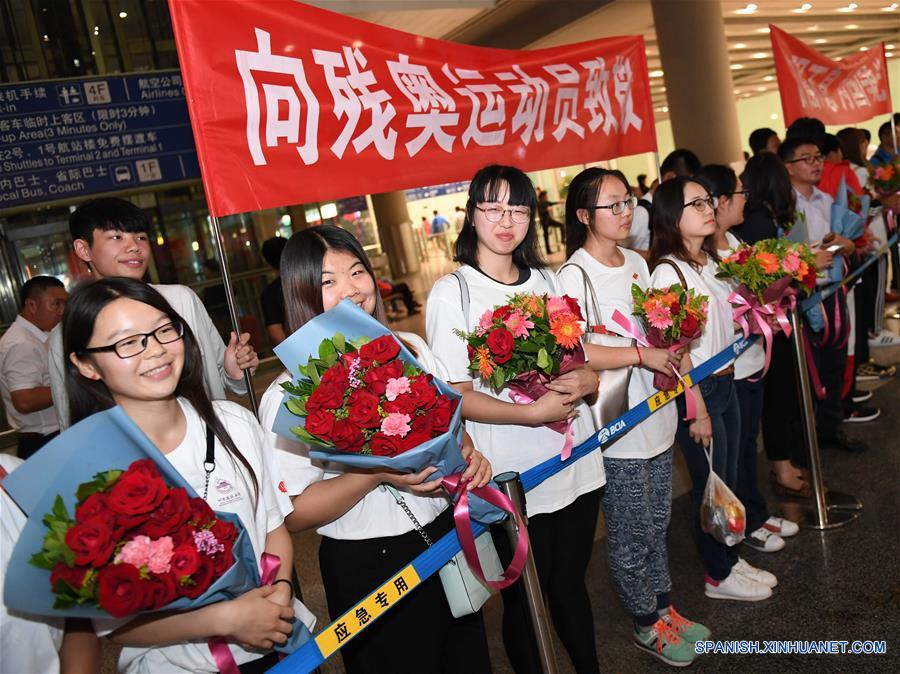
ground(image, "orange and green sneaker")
xmin=633 ymin=617 xmax=697 ymax=667
xmin=663 ymin=606 xmax=711 ymax=643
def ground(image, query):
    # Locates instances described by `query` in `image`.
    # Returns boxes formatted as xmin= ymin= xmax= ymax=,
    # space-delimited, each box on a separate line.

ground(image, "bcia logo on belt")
xmin=598 ymin=419 xmax=627 ymax=444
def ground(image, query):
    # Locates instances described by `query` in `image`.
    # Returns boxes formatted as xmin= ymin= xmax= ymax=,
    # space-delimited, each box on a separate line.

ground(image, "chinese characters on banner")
xmin=770 ymin=25 xmax=892 ymax=127
xmin=168 ymin=0 xmax=657 ymax=217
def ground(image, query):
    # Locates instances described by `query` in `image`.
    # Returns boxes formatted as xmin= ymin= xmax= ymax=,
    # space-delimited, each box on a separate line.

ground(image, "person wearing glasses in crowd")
xmin=428 ymin=165 xmax=605 ymax=674
xmin=557 ymin=167 xmax=709 ymax=667
xmin=695 ymin=165 xmax=800 ymax=554
xmin=649 ymin=178 xmax=777 ymax=603
xmin=47 ymin=198 xmax=259 ymax=430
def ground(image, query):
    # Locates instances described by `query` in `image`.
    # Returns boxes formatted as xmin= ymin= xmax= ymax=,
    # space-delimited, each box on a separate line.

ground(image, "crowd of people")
xmin=0 ymin=111 xmax=897 ymax=673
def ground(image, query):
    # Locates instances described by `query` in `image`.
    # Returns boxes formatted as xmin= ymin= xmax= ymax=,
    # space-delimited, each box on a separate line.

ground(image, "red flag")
xmin=168 ymin=0 xmax=657 ymax=217
xmin=770 ymin=24 xmax=892 ymax=127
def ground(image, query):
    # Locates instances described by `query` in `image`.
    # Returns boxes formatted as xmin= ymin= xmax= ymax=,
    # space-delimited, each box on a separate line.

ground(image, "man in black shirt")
xmin=260 ymin=236 xmax=288 ymax=347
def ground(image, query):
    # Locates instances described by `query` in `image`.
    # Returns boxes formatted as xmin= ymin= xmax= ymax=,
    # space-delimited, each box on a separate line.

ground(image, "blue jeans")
xmin=735 ymin=375 xmax=769 ymax=533
xmin=676 ymin=373 xmax=741 ymax=581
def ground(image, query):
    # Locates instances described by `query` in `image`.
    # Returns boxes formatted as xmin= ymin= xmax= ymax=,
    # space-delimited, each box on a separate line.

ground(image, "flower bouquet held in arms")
xmin=455 ymin=292 xmax=586 ymax=461
xmin=2 ymin=407 xmax=310 ymax=652
xmin=716 ymin=238 xmax=817 ymax=377
xmin=609 ymin=284 xmax=708 ymax=419
xmin=272 ymin=300 xmax=526 ymax=590
xmin=871 ymin=159 xmax=900 ymax=231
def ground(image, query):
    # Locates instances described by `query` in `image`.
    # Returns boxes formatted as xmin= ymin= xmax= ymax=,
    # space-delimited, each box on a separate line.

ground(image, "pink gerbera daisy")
xmin=646 ymin=303 xmax=673 ymax=330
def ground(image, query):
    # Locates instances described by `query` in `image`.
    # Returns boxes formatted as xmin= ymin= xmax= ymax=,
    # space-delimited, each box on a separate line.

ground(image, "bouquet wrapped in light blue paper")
xmin=272 ymin=299 xmax=504 ymax=525
xmin=1 ymin=406 xmax=309 ymax=653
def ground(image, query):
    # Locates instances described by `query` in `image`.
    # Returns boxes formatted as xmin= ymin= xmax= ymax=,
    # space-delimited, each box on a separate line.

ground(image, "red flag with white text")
xmin=168 ymin=0 xmax=657 ymax=217
xmin=770 ymin=25 xmax=892 ymax=127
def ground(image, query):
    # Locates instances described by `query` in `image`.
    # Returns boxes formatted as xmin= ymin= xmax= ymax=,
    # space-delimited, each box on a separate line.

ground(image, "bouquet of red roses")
xmin=29 ymin=459 xmax=237 ymax=618
xmin=281 ymin=334 xmax=458 ymax=457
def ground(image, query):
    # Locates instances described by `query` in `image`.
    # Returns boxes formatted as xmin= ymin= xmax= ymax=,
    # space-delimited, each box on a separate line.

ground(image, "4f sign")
xmin=598 ymin=419 xmax=627 ymax=444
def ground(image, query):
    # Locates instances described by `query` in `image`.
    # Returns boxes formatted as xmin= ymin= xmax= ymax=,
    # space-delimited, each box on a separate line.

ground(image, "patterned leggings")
xmin=601 ymin=450 xmax=674 ymax=618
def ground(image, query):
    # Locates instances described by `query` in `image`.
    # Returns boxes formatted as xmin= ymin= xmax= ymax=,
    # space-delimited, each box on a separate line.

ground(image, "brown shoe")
xmin=770 ymin=471 xmax=812 ymax=498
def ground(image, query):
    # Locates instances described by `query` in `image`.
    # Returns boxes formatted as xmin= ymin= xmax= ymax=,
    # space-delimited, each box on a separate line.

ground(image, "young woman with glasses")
xmin=427 ymin=164 xmax=605 ymax=674
xmin=649 ymin=178 xmax=776 ymax=604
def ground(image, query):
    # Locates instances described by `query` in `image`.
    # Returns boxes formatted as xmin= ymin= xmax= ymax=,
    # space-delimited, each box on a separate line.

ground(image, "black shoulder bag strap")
xmin=202 ymin=424 xmax=215 ymax=501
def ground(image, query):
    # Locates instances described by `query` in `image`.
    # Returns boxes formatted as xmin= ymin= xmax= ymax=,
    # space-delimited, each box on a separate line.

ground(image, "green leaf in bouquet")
xmin=403 ymin=361 xmax=420 ymax=377
xmin=76 ymin=470 xmax=122 ymax=501
xmin=332 ymin=332 xmax=346 ymax=353
xmin=291 ymin=425 xmax=325 ymax=446
xmin=286 ymin=397 xmax=307 ymax=417
xmin=53 ymin=595 xmax=77 ymax=610
xmin=318 ymin=338 xmax=337 ymax=361
xmin=307 ymin=363 xmax=321 ymax=386
xmin=491 ymin=367 xmax=506 ymax=391
xmin=537 ymin=347 xmax=551 ymax=371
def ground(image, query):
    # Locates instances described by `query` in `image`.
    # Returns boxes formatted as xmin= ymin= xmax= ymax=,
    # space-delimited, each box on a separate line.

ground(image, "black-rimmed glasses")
xmin=589 ymin=196 xmax=638 ymax=216
xmin=784 ymin=153 xmax=824 ymax=165
xmin=683 ymin=196 xmax=719 ymax=212
xmin=80 ymin=321 xmax=185 ymax=359
xmin=475 ymin=205 xmax=532 ymax=225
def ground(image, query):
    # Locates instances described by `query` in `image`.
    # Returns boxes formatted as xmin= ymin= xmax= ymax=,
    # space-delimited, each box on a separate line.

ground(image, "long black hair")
xmin=740 ymin=153 xmax=796 ymax=229
xmin=281 ymin=225 xmax=387 ymax=334
xmin=692 ymin=164 xmax=737 ymax=200
xmin=564 ymin=167 xmax=630 ymax=258
xmin=648 ymin=177 xmax=719 ymax=272
xmin=63 ymin=278 xmax=258 ymax=499
xmin=454 ymin=164 xmax=545 ymax=270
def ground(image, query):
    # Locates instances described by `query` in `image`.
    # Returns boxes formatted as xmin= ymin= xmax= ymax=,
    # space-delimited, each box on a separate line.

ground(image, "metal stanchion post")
xmin=788 ymin=309 xmax=857 ymax=529
xmin=494 ymin=471 xmax=558 ymax=674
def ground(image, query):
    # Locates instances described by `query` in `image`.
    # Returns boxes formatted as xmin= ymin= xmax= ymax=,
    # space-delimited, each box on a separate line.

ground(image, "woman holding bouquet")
xmin=427 ymin=164 xmax=605 ymax=674
xmin=649 ymin=178 xmax=776 ymax=603
xmin=260 ymin=225 xmax=494 ymax=674
xmin=695 ymin=164 xmax=799 ymax=553
xmin=62 ymin=278 xmax=314 ymax=673
xmin=557 ymin=167 xmax=708 ymax=667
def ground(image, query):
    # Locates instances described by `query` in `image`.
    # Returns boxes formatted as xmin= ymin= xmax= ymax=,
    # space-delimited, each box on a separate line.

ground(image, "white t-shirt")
xmin=0 ymin=315 xmax=59 ymax=435
xmin=111 ymin=399 xmax=314 ymax=674
xmin=261 ymin=332 xmax=449 ymax=540
xmin=650 ymin=256 xmax=736 ymax=375
xmin=427 ymin=265 xmax=605 ymax=517
xmin=1 ymin=454 xmax=64 ymax=674
xmin=718 ymin=231 xmax=766 ymax=381
xmin=558 ymin=248 xmax=676 ymax=460
xmin=626 ymin=191 xmax=652 ymax=251
xmin=49 ymin=283 xmax=247 ymax=430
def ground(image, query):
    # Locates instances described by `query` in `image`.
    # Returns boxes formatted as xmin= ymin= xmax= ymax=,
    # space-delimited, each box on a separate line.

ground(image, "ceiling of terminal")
xmin=308 ymin=0 xmax=900 ymax=119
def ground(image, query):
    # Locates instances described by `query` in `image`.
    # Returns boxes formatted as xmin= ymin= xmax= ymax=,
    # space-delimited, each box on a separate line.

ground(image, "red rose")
xmin=383 ymin=395 xmax=417 ymax=415
xmin=736 ymin=247 xmax=752 ymax=264
xmin=669 ymin=302 xmax=681 ymax=316
xmin=681 ymin=313 xmax=699 ymax=339
xmin=319 ymin=361 xmax=348 ymax=388
xmin=306 ymin=381 xmax=345 ymax=413
xmin=363 ymin=360 xmax=403 ymax=396
xmin=181 ymin=554 xmax=216 ymax=599
xmin=305 ymin=409 xmax=336 ymax=440
xmin=143 ymin=572 xmax=177 ymax=610
xmin=803 ymin=267 xmax=817 ymax=290
xmin=563 ymin=295 xmax=584 ymax=321
xmin=492 ymin=305 xmax=513 ymax=321
xmin=410 ymin=413 xmax=434 ymax=436
xmin=210 ymin=518 xmax=238 ymax=545
xmin=107 ymin=469 xmax=167 ymax=516
xmin=141 ymin=487 xmax=191 ymax=538
xmin=65 ymin=517 xmax=117 ymax=567
xmin=399 ymin=431 xmax=432 ymax=451
xmin=97 ymin=563 xmax=146 ymax=618
xmin=171 ymin=543 xmax=201 ymax=578
xmin=407 ymin=374 xmax=437 ymax=409
xmin=330 ymin=418 xmax=365 ymax=452
xmin=359 ymin=335 xmax=401 ymax=365
xmin=430 ymin=397 xmax=456 ymax=434
xmin=188 ymin=498 xmax=216 ymax=527
xmin=347 ymin=390 xmax=383 ymax=428
xmin=50 ymin=562 xmax=90 ymax=592
xmin=75 ymin=492 xmax=112 ymax=523
xmin=212 ymin=543 xmax=234 ymax=574
xmin=466 ymin=344 xmax=475 ymax=361
xmin=486 ymin=328 xmax=515 ymax=364
xmin=370 ymin=433 xmax=404 ymax=457
xmin=126 ymin=459 xmax=163 ymax=480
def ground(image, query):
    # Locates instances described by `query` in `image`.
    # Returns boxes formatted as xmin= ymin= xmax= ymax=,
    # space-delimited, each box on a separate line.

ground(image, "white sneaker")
xmin=734 ymin=558 xmax=778 ymax=588
xmin=868 ymin=330 xmax=900 ymax=348
xmin=743 ymin=527 xmax=785 ymax=552
xmin=762 ymin=516 xmax=799 ymax=538
xmin=704 ymin=570 xmax=772 ymax=601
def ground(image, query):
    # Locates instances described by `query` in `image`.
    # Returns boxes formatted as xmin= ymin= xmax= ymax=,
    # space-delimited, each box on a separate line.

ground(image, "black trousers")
xmin=761 ymin=334 xmax=806 ymax=466
xmin=16 ymin=432 xmax=57 ymax=460
xmin=853 ymin=262 xmax=879 ymax=366
xmin=810 ymin=294 xmax=849 ymax=440
xmin=491 ymin=489 xmax=602 ymax=674
xmin=318 ymin=510 xmax=491 ymax=674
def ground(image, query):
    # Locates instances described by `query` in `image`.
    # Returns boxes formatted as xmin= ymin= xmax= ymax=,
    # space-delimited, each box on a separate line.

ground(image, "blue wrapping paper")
xmin=272 ymin=299 xmax=504 ymax=525
xmin=1 ymin=406 xmax=310 ymax=653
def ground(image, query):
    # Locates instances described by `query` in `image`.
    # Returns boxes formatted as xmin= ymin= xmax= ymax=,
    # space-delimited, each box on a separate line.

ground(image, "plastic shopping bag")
xmin=699 ymin=442 xmax=746 ymax=546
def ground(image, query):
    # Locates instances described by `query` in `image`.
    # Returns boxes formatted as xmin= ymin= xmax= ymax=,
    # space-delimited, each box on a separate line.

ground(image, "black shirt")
xmin=737 ymin=205 xmax=779 ymax=245
xmin=261 ymin=277 xmax=284 ymax=327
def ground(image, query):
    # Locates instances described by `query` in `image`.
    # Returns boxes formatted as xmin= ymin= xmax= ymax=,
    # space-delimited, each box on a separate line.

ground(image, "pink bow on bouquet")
xmin=609 ymin=309 xmax=698 ymax=421
xmin=729 ymin=276 xmax=797 ymax=381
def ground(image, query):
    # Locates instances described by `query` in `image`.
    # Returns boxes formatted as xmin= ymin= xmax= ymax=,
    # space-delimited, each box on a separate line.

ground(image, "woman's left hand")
xmin=225 ymin=331 xmax=259 ymax=378
xmin=460 ymin=440 xmax=493 ymax=489
xmin=545 ymin=367 xmax=599 ymax=404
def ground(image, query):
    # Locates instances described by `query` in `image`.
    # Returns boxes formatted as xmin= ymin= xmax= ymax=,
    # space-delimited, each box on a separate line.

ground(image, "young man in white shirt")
xmin=0 ymin=276 xmax=67 ymax=458
xmin=48 ymin=197 xmax=258 ymax=429
xmin=781 ymin=137 xmax=867 ymax=454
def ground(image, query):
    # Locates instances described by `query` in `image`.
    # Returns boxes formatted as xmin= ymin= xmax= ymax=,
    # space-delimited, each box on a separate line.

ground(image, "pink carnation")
xmin=503 ymin=310 xmax=534 ymax=339
xmin=116 ymin=535 xmax=154 ymax=568
xmin=385 ymin=376 xmax=411 ymax=401
xmin=646 ymin=303 xmax=673 ymax=330
xmin=546 ymin=296 xmax=569 ymax=318
xmin=146 ymin=537 xmax=174 ymax=574
xmin=476 ymin=309 xmax=494 ymax=336
xmin=781 ymin=251 xmax=801 ymax=274
xmin=381 ymin=412 xmax=411 ymax=438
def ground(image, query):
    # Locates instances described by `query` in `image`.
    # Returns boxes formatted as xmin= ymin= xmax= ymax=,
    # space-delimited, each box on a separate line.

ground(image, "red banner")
xmin=770 ymin=25 xmax=892 ymax=127
xmin=168 ymin=0 xmax=656 ymax=217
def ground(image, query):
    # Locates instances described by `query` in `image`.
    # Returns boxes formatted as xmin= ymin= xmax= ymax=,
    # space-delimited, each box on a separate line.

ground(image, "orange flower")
xmin=550 ymin=313 xmax=583 ymax=349
xmin=660 ymin=292 xmax=679 ymax=307
xmin=642 ymin=298 xmax=659 ymax=314
xmin=796 ymin=261 xmax=809 ymax=280
xmin=475 ymin=345 xmax=494 ymax=378
xmin=525 ymin=294 xmax=544 ymax=318
xmin=755 ymin=252 xmax=779 ymax=274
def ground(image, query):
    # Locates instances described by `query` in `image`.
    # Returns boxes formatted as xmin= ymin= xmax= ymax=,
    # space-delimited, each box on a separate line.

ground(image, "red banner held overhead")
xmin=770 ymin=25 xmax=892 ymax=127
xmin=168 ymin=0 xmax=657 ymax=217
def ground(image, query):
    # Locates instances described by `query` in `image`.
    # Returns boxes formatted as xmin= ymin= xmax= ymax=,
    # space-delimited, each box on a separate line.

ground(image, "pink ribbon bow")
xmin=442 ymin=474 xmax=528 ymax=591
xmin=729 ymin=281 xmax=796 ymax=381
xmin=609 ymin=310 xmax=697 ymax=421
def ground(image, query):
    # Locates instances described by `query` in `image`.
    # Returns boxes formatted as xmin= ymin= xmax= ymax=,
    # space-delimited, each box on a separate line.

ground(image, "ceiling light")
xmin=650 ymin=70 xmax=664 ymax=77
xmin=734 ymin=42 xmax=748 ymax=49
xmin=887 ymin=44 xmax=896 ymax=49
xmin=662 ymin=106 xmax=669 ymax=113
xmin=807 ymin=24 xmax=819 ymax=30
xmin=814 ymin=38 xmax=828 ymax=43
xmin=887 ymin=52 xmax=895 ymax=57
xmin=118 ymin=11 xmax=127 ymax=18
xmin=764 ymin=75 xmax=775 ymax=81
xmin=770 ymin=113 xmax=779 ymax=120
xmin=756 ymin=86 xmax=767 ymax=91
xmin=731 ymin=63 xmax=745 ymax=70
xmin=845 ymin=24 xmax=859 ymax=29
xmin=735 ymin=3 xmax=758 ymax=14
xmin=753 ymin=52 xmax=768 ymax=58
xmin=756 ymin=26 xmax=771 ymax=33
xmin=837 ymin=2 xmax=858 ymax=11
xmin=859 ymin=46 xmax=869 ymax=51
xmin=881 ymin=4 xmax=899 ymax=11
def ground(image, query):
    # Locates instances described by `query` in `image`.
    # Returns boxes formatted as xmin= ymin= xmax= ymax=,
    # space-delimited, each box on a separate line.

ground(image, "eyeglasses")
xmin=683 ymin=196 xmax=719 ymax=212
xmin=785 ymin=153 xmax=825 ymax=165
xmin=589 ymin=196 xmax=639 ymax=216
xmin=475 ymin=205 xmax=532 ymax=225
xmin=724 ymin=190 xmax=751 ymax=200
xmin=81 ymin=321 xmax=185 ymax=359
